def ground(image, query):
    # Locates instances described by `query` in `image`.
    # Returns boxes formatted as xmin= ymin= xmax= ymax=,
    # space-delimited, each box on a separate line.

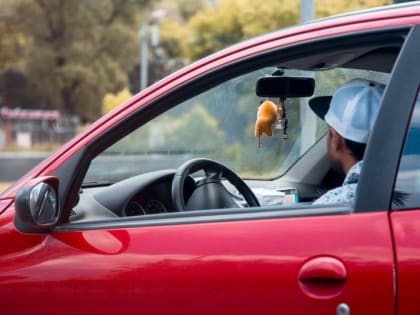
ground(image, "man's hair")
xmin=344 ymin=138 xmax=366 ymax=161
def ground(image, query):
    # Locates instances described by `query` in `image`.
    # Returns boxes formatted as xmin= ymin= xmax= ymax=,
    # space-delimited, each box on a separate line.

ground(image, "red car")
xmin=2 ymin=2 xmax=420 ymax=314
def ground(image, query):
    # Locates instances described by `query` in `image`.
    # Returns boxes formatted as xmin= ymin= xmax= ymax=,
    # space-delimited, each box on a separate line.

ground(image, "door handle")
xmin=298 ymin=256 xmax=347 ymax=299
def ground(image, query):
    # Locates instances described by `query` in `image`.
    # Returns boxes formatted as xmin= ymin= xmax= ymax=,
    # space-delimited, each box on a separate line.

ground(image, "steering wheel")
xmin=172 ymin=158 xmax=260 ymax=211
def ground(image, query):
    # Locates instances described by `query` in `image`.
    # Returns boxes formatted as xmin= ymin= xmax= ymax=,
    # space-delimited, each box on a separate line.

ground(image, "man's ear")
xmin=329 ymin=128 xmax=345 ymax=151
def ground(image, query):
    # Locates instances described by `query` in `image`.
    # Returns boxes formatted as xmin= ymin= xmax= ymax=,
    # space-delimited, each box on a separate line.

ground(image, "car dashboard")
xmin=71 ymin=170 xmax=197 ymax=222
xmin=71 ymin=165 xmax=328 ymax=223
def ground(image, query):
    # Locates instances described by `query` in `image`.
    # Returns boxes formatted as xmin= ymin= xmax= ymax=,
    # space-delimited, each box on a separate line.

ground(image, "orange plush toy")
xmin=255 ymin=100 xmax=278 ymax=147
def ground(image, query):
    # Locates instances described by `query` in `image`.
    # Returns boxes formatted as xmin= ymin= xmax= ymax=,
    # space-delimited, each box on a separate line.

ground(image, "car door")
xmin=1 ymin=204 xmax=393 ymax=315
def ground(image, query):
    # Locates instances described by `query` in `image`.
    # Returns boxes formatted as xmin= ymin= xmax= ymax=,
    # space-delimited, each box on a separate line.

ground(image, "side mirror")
xmin=14 ymin=176 xmax=59 ymax=233
xmin=256 ymin=76 xmax=315 ymax=98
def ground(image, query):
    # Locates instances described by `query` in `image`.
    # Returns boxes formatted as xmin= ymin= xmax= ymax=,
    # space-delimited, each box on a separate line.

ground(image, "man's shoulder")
xmin=313 ymin=183 xmax=358 ymax=205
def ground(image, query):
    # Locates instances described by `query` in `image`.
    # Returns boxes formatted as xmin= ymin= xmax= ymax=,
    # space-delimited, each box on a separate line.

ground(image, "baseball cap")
xmin=309 ymin=96 xmax=331 ymax=120
xmin=324 ymin=78 xmax=385 ymax=144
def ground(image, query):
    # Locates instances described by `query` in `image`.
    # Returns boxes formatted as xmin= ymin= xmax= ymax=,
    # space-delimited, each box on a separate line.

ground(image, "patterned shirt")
xmin=313 ymin=161 xmax=363 ymax=205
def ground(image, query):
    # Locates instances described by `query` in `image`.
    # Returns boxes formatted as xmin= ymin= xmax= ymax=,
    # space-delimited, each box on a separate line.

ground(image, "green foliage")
xmin=177 ymin=0 xmax=207 ymax=20
xmin=15 ymin=0 xmax=150 ymax=121
xmin=316 ymin=0 xmax=392 ymax=18
xmin=102 ymin=88 xmax=133 ymax=114
xmin=177 ymin=0 xmax=299 ymax=61
xmin=0 ymin=17 xmax=25 ymax=73
xmin=238 ymin=0 xmax=299 ymax=38
xmin=184 ymin=1 xmax=245 ymax=60
xmin=109 ymin=103 xmax=225 ymax=154
xmin=164 ymin=104 xmax=225 ymax=151
xmin=159 ymin=21 xmax=186 ymax=59
xmin=167 ymin=0 xmax=392 ymax=61
xmin=0 ymin=0 xmax=394 ymax=123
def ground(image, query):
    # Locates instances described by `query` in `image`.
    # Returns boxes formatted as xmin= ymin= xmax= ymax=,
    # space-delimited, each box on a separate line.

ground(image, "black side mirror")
xmin=14 ymin=176 xmax=59 ymax=233
xmin=256 ymin=76 xmax=315 ymax=98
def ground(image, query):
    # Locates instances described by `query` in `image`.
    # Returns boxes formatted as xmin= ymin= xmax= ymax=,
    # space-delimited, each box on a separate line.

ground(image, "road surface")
xmin=0 ymin=152 xmax=48 ymax=182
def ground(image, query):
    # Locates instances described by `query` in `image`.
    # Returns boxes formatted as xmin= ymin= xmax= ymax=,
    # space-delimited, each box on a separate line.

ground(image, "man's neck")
xmin=342 ymin=157 xmax=360 ymax=176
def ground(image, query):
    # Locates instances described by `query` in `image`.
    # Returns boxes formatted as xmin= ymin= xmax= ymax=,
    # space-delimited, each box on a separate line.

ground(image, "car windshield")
xmin=84 ymin=67 xmax=389 ymax=185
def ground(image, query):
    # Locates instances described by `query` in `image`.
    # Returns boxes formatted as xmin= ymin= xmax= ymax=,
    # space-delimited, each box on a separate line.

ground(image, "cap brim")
xmin=309 ymin=96 xmax=332 ymax=120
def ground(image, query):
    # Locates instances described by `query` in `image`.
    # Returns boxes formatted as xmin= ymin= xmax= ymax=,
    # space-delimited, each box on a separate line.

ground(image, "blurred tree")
xmin=316 ymin=0 xmax=391 ymax=18
xmin=163 ymin=104 xmax=225 ymax=151
xmin=0 ymin=17 xmax=25 ymax=74
xmin=109 ymin=103 xmax=225 ymax=154
xmin=3 ymin=0 xmax=394 ymax=121
xmin=0 ymin=1 xmax=27 ymax=106
xmin=177 ymin=0 xmax=207 ymax=20
xmin=163 ymin=0 xmax=391 ymax=62
xmin=151 ymin=0 xmax=207 ymax=78
xmin=16 ymin=0 xmax=150 ymax=121
xmin=182 ymin=1 xmax=245 ymax=60
xmin=173 ymin=0 xmax=299 ymax=60
xmin=102 ymin=88 xmax=132 ymax=114
xmin=0 ymin=68 xmax=31 ymax=107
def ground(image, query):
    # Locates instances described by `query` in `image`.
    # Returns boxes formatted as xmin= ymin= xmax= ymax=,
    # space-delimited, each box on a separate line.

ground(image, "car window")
xmin=393 ymin=89 xmax=420 ymax=209
xmin=84 ymin=66 xmax=389 ymax=185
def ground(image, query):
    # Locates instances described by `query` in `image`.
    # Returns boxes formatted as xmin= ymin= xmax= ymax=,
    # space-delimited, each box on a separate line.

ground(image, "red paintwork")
xmin=298 ymin=256 xmax=348 ymax=300
xmin=390 ymin=210 xmax=420 ymax=315
xmin=298 ymin=256 xmax=347 ymax=281
xmin=0 ymin=209 xmax=393 ymax=314
xmin=0 ymin=3 xmax=419 ymax=314
xmin=0 ymin=199 xmax=12 ymax=216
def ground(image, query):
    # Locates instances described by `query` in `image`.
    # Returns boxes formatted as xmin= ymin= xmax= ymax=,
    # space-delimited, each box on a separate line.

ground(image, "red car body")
xmin=1 ymin=3 xmax=420 ymax=315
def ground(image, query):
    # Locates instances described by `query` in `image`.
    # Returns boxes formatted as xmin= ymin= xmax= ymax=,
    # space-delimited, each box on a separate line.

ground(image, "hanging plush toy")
xmin=254 ymin=100 xmax=277 ymax=147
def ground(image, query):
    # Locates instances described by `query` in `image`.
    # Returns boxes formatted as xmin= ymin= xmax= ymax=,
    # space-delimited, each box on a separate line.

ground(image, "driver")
xmin=313 ymin=78 xmax=385 ymax=205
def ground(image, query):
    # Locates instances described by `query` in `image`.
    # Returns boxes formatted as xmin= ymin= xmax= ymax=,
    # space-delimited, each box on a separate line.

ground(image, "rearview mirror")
xmin=14 ymin=177 xmax=59 ymax=233
xmin=256 ymin=76 xmax=315 ymax=98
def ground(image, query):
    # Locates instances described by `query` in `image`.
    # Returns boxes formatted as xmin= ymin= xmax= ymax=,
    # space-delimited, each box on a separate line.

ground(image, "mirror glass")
xmin=29 ymin=182 xmax=58 ymax=225
xmin=256 ymin=76 xmax=315 ymax=98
